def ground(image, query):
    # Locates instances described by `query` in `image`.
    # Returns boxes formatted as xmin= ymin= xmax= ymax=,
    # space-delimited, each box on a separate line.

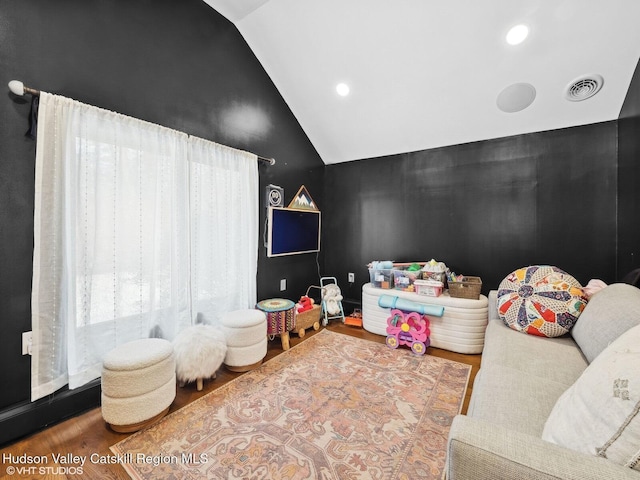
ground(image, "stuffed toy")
xmin=296 ymin=295 xmax=314 ymax=313
xmin=322 ymin=283 xmax=343 ymax=316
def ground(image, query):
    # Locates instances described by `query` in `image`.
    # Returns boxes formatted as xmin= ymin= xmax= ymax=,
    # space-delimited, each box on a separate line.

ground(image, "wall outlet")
xmin=22 ymin=331 xmax=32 ymax=356
xmin=348 ymin=272 xmax=355 ymax=283
xmin=280 ymin=278 xmax=287 ymax=291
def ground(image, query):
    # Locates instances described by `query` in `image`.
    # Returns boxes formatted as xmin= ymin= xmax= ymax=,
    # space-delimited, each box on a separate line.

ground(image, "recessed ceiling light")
xmin=506 ymin=24 xmax=529 ymax=45
xmin=336 ymin=83 xmax=350 ymax=96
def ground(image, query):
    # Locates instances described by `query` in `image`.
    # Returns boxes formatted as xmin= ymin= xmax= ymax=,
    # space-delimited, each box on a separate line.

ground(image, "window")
xmin=31 ymin=93 xmax=258 ymax=401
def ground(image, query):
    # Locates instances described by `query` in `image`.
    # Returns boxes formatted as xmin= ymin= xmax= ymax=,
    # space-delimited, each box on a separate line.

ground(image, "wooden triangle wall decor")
xmin=288 ymin=185 xmax=319 ymax=211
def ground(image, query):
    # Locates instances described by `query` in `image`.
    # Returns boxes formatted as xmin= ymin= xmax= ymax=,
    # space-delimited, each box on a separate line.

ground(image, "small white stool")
xmin=101 ymin=338 xmax=175 ymax=433
xmin=220 ymin=309 xmax=267 ymax=372
xmin=173 ymin=324 xmax=227 ymax=391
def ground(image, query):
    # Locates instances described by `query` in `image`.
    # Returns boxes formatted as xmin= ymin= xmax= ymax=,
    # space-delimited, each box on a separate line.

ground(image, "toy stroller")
xmin=320 ymin=276 xmax=345 ymax=326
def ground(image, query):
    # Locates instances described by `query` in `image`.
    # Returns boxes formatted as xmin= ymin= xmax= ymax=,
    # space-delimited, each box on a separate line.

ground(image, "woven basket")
xmin=448 ymin=276 xmax=482 ymax=299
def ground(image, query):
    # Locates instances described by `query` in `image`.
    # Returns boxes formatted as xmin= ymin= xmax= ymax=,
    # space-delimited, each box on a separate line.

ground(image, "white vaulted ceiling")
xmin=202 ymin=0 xmax=640 ymax=164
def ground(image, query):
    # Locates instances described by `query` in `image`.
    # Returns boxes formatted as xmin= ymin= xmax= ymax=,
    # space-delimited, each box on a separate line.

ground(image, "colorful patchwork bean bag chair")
xmin=497 ymin=265 xmax=588 ymax=337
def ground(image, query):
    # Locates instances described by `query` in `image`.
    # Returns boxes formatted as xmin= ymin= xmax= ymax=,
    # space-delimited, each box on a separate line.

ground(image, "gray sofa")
xmin=447 ymin=283 xmax=640 ymax=480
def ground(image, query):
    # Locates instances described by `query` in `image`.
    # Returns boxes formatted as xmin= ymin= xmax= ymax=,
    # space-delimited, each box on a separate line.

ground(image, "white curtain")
xmin=189 ymin=137 xmax=258 ymax=324
xmin=31 ymin=93 xmax=258 ymax=401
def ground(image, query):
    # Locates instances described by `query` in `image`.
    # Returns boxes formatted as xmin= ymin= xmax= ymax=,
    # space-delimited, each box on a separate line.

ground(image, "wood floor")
xmin=0 ymin=323 xmax=481 ymax=480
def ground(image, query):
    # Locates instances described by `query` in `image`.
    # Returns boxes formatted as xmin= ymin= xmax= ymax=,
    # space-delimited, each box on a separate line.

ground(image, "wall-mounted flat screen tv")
xmin=267 ymin=207 xmax=321 ymax=257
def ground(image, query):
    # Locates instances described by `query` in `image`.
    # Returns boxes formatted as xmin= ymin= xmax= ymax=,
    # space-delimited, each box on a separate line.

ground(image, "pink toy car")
xmin=385 ymin=308 xmax=431 ymax=355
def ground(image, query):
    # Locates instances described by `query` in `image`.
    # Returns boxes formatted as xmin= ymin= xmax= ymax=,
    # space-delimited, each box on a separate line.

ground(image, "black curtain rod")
xmin=257 ymin=156 xmax=276 ymax=165
xmin=8 ymin=80 xmax=276 ymax=166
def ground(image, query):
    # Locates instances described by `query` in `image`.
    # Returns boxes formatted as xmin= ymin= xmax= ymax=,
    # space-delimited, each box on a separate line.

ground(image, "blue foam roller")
xmin=378 ymin=295 xmax=445 ymax=317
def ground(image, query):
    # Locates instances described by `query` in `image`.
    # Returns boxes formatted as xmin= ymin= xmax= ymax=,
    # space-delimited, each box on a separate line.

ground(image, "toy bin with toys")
xmin=447 ymin=271 xmax=482 ymax=300
xmin=421 ymin=259 xmax=447 ymax=284
xmin=414 ymin=279 xmax=444 ymax=297
xmin=392 ymin=262 xmax=425 ymax=292
xmin=368 ymin=261 xmax=394 ymax=289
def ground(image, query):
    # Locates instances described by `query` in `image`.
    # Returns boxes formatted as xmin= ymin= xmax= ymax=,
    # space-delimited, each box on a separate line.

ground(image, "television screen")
xmin=267 ymin=207 xmax=321 ymax=257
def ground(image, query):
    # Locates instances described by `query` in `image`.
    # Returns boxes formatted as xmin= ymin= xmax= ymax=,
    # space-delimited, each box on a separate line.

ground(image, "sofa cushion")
xmin=469 ymin=314 xmax=588 ymax=436
xmin=571 ymin=283 xmax=640 ymax=363
xmin=497 ymin=265 xmax=587 ymax=337
xmin=481 ymin=314 xmax=589 ymax=388
xmin=542 ymin=323 xmax=640 ymax=471
xmin=468 ymin=365 xmax=575 ymax=437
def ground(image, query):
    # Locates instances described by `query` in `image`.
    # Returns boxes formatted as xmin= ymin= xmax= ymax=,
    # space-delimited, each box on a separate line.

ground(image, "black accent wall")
xmin=323 ymin=122 xmax=620 ymax=302
xmin=0 ymin=0 xmax=324 ymax=445
xmin=618 ymin=56 xmax=640 ymax=278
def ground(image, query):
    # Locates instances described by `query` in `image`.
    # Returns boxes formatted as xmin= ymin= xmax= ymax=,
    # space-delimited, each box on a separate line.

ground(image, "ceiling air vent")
xmin=565 ymin=74 xmax=603 ymax=102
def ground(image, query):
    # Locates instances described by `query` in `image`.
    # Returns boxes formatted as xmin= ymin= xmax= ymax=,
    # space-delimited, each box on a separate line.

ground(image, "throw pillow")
xmin=497 ymin=265 xmax=587 ymax=337
xmin=571 ymin=283 xmax=640 ymax=363
xmin=542 ymin=323 xmax=640 ymax=470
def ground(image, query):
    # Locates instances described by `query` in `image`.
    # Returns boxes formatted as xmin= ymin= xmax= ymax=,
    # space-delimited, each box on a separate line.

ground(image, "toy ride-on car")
xmin=385 ymin=308 xmax=431 ymax=355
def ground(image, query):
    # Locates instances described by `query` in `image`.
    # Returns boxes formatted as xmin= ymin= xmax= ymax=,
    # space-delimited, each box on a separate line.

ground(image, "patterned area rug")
xmin=111 ymin=329 xmax=471 ymax=480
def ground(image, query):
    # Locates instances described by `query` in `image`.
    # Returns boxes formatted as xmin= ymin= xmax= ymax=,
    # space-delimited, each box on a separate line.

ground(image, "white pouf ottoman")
xmin=101 ymin=338 xmax=176 ymax=433
xmin=220 ymin=309 xmax=267 ymax=372
xmin=173 ymin=324 xmax=227 ymax=391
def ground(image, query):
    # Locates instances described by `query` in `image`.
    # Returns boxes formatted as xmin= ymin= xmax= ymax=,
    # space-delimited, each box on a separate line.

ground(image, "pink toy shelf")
xmin=385 ymin=308 xmax=431 ymax=355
